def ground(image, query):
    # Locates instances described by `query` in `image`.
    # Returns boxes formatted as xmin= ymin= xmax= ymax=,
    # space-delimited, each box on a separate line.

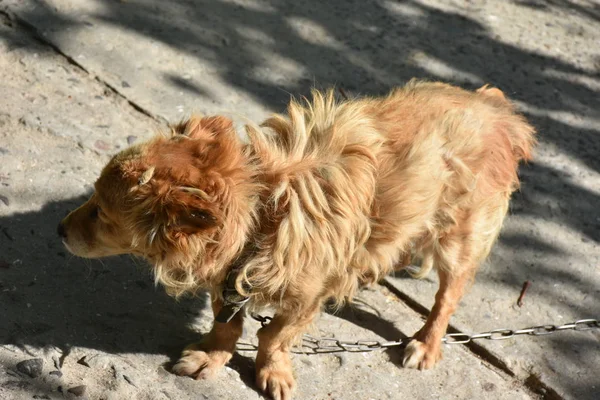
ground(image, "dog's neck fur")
xmin=194 ymin=141 xmax=267 ymax=293
xmin=203 ymin=138 xmax=283 ymax=300
xmin=149 ymin=133 xmax=266 ymax=298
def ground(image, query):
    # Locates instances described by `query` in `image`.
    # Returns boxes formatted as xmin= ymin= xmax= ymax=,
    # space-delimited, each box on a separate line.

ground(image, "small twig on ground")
xmin=77 ymin=356 xmax=90 ymax=368
xmin=123 ymin=374 xmax=137 ymax=388
xmin=517 ymin=280 xmax=531 ymax=307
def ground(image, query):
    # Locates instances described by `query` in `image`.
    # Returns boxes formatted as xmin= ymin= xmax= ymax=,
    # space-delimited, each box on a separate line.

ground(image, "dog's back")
xmin=243 ymin=81 xmax=535 ymax=308
xmin=358 ymin=81 xmax=535 ymax=280
xmin=244 ymin=90 xmax=385 ymax=305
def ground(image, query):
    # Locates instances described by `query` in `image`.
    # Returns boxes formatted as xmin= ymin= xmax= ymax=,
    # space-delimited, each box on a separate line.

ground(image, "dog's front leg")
xmin=173 ymin=291 xmax=244 ymax=379
xmin=255 ymin=304 xmax=319 ymax=400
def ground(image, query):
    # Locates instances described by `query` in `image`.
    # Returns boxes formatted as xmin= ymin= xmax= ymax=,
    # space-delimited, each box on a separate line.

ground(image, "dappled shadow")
xmin=0 ymin=195 xmax=207 ymax=357
xmin=2 ymin=0 xmax=597 ymax=232
xmin=2 ymin=1 xmax=597 ymax=228
xmin=539 ymin=331 xmax=600 ymax=400
xmin=4 ymin=2 xmax=599 ymax=127
xmin=489 ymin=161 xmax=600 ymax=318
xmin=513 ymin=162 xmax=600 ymax=242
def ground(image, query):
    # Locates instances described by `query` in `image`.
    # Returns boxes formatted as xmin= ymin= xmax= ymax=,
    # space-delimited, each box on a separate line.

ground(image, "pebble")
xmin=126 ymin=135 xmax=137 ymax=145
xmin=16 ymin=358 xmax=43 ymax=378
xmin=67 ymin=385 xmax=87 ymax=397
xmin=94 ymin=139 xmax=111 ymax=151
xmin=0 ymin=194 xmax=9 ymax=206
xmin=85 ymin=354 xmax=113 ymax=369
xmin=49 ymin=370 xmax=63 ymax=378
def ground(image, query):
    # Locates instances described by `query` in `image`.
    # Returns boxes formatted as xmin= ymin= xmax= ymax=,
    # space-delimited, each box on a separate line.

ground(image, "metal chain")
xmin=240 ymin=315 xmax=599 ymax=354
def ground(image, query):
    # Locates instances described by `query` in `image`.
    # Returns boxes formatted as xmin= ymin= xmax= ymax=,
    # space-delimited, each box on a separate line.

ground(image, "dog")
xmin=58 ymin=80 xmax=535 ymax=400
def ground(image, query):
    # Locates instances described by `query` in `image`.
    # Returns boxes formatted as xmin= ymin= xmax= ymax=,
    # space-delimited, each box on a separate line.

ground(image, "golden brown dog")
xmin=58 ymin=80 xmax=535 ymax=400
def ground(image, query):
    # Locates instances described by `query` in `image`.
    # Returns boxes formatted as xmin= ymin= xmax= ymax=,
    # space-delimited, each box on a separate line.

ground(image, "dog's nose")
xmin=57 ymin=222 xmax=67 ymax=239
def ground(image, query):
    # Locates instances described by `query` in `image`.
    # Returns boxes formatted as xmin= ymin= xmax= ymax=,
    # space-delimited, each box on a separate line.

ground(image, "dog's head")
xmin=58 ymin=116 xmax=258 ymax=292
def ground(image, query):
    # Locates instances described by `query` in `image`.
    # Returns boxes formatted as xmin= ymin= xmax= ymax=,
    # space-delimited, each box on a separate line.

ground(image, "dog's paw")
xmin=172 ymin=345 xmax=231 ymax=380
xmin=402 ymin=339 xmax=442 ymax=370
xmin=256 ymin=365 xmax=296 ymax=400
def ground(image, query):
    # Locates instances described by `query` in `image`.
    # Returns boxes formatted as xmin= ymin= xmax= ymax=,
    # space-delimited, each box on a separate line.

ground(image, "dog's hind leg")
xmin=402 ymin=264 xmax=472 ymax=369
xmin=403 ymin=201 xmax=507 ymax=370
xmin=172 ymin=291 xmax=244 ymax=379
xmin=255 ymin=301 xmax=321 ymax=400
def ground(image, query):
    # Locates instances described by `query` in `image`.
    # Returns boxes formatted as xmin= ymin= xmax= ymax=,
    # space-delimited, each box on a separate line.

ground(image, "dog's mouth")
xmin=61 ymin=239 xmax=75 ymax=255
xmin=62 ymin=236 xmax=147 ymax=260
xmin=61 ymin=238 xmax=92 ymax=258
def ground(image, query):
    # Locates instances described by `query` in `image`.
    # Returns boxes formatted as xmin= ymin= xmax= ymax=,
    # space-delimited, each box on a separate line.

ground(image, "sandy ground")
xmin=1 ymin=1 xmax=599 ymax=399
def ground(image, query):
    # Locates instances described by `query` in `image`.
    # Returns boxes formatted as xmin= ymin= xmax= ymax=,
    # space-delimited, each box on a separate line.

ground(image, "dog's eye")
xmin=190 ymin=211 xmax=212 ymax=220
xmin=90 ymin=205 xmax=108 ymax=220
xmin=90 ymin=206 xmax=99 ymax=219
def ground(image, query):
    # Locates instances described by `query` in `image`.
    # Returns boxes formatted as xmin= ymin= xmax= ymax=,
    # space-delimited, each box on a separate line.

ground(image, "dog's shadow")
xmin=1 ymin=195 xmax=208 ymax=358
xmin=323 ymin=295 xmax=412 ymax=367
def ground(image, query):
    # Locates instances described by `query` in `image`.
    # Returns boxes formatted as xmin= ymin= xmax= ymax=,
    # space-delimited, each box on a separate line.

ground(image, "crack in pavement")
xmin=380 ymin=278 xmax=563 ymax=400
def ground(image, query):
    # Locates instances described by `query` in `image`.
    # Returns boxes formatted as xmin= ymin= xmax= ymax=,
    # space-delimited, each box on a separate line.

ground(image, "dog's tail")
xmin=407 ymin=252 xmax=434 ymax=279
xmin=477 ymin=84 xmax=536 ymax=164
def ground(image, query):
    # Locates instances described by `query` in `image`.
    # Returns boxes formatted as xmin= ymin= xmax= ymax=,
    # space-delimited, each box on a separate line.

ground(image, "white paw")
xmin=172 ymin=347 xmax=230 ymax=379
xmin=402 ymin=339 xmax=442 ymax=370
xmin=257 ymin=365 xmax=296 ymax=400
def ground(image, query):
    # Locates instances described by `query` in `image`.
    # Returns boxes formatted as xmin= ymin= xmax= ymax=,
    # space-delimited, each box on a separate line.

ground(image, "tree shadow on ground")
xmin=4 ymin=0 xmax=597 ymax=225
xmin=4 ymin=1 xmax=599 ymax=146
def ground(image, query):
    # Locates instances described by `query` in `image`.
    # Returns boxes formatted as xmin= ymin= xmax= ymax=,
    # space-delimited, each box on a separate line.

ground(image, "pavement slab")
xmin=1 ymin=0 xmax=599 ymax=399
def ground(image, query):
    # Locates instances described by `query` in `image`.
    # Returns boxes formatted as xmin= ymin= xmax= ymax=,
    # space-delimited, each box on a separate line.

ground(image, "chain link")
xmin=239 ymin=315 xmax=599 ymax=354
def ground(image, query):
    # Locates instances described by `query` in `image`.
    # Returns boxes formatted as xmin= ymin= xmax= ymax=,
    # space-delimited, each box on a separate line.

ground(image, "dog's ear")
xmin=133 ymin=179 xmax=222 ymax=242
xmin=477 ymin=85 xmax=506 ymax=100
xmin=164 ymin=187 xmax=221 ymax=235
xmin=199 ymin=116 xmax=234 ymax=135
xmin=174 ymin=207 xmax=219 ymax=234
xmin=173 ymin=116 xmax=234 ymax=140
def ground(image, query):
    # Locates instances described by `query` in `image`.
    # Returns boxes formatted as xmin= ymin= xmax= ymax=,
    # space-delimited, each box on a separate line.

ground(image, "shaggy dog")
xmin=58 ymin=80 xmax=535 ymax=400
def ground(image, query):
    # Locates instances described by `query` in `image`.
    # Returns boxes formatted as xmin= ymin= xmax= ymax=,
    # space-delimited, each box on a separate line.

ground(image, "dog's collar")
xmin=215 ymin=268 xmax=250 ymax=323
xmin=214 ymin=246 xmax=255 ymax=324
